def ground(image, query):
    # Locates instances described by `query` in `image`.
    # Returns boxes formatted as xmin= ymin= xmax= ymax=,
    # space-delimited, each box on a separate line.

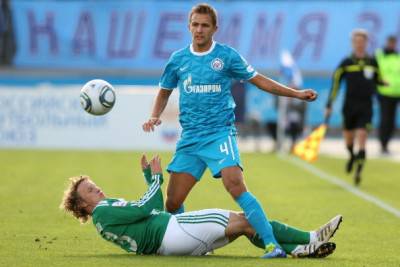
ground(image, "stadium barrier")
xmin=0 ymin=85 xmax=180 ymax=150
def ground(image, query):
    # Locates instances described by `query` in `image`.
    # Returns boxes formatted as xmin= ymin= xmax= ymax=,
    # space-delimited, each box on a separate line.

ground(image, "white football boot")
xmin=315 ymin=215 xmax=343 ymax=243
xmin=291 ymin=241 xmax=336 ymax=258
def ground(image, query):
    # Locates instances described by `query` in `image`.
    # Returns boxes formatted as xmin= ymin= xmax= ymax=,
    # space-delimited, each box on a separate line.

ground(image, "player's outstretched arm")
xmin=142 ymin=89 xmax=173 ymax=132
xmin=149 ymin=155 xmax=163 ymax=176
xmin=140 ymin=155 xmax=164 ymax=211
xmin=123 ymin=156 xmax=165 ymax=219
xmin=95 ymin=157 xmax=165 ymax=224
xmin=325 ymin=63 xmax=345 ymax=118
xmin=141 ymin=154 xmax=153 ymax=186
xmin=249 ymin=74 xmax=318 ymax=102
xmin=141 ymin=154 xmax=165 ymax=185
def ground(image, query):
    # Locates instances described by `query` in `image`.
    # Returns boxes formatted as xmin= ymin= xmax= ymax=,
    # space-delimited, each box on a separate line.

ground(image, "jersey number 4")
xmin=220 ymin=142 xmax=229 ymax=155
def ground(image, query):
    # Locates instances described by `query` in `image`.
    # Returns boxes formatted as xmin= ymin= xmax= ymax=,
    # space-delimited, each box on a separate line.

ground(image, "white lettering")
xmin=184 ymin=84 xmax=221 ymax=94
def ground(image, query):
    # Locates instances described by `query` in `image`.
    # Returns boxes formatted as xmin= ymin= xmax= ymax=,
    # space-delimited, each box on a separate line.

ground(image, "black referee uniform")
xmin=326 ymin=54 xmax=383 ymax=185
xmin=326 ymin=54 xmax=383 ymax=130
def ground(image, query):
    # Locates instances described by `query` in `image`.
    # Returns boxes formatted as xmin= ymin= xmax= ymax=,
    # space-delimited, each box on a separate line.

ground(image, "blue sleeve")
xmin=228 ymin=48 xmax=258 ymax=81
xmin=159 ymin=53 xmax=178 ymax=90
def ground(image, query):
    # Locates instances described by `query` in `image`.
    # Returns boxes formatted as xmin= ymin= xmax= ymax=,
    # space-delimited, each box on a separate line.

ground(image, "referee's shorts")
xmin=342 ymin=103 xmax=372 ymax=130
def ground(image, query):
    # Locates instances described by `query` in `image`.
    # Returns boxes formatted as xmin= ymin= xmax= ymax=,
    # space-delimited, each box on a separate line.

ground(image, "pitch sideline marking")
xmin=279 ymin=154 xmax=400 ymax=218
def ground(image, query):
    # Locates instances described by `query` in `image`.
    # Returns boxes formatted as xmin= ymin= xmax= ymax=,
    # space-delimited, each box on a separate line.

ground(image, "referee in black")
xmin=325 ymin=29 xmax=385 ymax=186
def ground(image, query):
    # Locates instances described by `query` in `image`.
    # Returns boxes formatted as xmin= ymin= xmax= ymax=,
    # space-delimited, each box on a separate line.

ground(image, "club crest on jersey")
xmin=211 ymin=58 xmax=224 ymax=71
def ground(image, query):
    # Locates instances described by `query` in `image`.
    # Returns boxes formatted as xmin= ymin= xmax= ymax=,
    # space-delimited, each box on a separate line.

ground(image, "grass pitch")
xmin=1 ymin=150 xmax=399 ymax=267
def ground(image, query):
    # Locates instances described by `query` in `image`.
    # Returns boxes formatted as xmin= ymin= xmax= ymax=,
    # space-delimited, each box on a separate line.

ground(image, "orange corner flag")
xmin=293 ymin=124 xmax=327 ymax=162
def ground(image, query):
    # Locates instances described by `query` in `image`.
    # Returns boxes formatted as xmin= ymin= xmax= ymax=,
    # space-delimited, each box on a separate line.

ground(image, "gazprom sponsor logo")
xmin=185 ymin=84 xmax=222 ymax=94
xmin=183 ymin=73 xmax=222 ymax=94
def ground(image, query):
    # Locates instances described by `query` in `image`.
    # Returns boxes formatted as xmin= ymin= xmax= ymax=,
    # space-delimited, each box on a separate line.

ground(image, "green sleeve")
xmin=138 ymin=173 xmax=164 ymax=211
xmin=143 ymin=167 xmax=164 ymax=186
xmin=98 ymin=174 xmax=165 ymax=224
xmin=143 ymin=167 xmax=153 ymax=185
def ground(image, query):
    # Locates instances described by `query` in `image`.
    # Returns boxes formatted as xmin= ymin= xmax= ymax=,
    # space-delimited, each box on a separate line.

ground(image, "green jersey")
xmin=92 ymin=173 xmax=171 ymax=255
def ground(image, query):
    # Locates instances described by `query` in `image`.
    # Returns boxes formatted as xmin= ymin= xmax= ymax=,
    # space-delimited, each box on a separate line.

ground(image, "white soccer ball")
xmin=80 ymin=79 xmax=116 ymax=115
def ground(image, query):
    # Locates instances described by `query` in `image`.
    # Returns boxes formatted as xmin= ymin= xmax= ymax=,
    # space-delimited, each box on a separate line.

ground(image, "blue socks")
xmin=236 ymin=191 xmax=278 ymax=247
xmin=170 ymin=204 xmax=185 ymax=214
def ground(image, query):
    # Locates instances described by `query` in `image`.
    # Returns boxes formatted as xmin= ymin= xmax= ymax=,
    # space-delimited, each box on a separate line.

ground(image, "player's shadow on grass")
xmin=65 ymin=254 xmax=335 ymax=261
xmin=65 ymin=254 xmax=258 ymax=260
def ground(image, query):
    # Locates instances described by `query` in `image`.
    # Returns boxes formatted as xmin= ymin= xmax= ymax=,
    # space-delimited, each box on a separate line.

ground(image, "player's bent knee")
xmin=226 ymin=212 xmax=253 ymax=238
xmin=165 ymin=198 xmax=182 ymax=213
xmin=223 ymin=177 xmax=246 ymax=198
xmin=226 ymin=183 xmax=247 ymax=199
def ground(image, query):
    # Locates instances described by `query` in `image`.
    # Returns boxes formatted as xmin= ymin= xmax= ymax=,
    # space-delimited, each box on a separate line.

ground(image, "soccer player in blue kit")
xmin=143 ymin=3 xmax=317 ymax=258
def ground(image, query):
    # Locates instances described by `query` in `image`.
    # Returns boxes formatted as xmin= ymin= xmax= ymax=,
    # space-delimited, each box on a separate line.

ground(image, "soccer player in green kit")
xmin=60 ymin=155 xmax=342 ymax=257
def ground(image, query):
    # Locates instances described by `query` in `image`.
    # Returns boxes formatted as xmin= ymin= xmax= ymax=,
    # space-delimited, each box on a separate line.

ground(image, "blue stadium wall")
xmin=5 ymin=0 xmax=400 ymax=127
xmin=11 ymin=0 xmax=400 ymax=70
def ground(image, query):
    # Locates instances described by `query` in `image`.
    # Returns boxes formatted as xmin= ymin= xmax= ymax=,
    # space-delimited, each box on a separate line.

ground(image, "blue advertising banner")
xmin=11 ymin=0 xmax=400 ymax=71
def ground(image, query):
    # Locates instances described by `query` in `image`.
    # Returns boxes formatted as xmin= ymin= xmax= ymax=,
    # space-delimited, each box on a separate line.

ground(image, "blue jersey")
xmin=160 ymin=41 xmax=257 ymax=140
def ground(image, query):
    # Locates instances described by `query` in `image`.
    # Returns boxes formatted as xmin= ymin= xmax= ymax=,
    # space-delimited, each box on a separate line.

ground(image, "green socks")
xmin=246 ymin=220 xmax=311 ymax=253
xmin=270 ymin=220 xmax=310 ymax=244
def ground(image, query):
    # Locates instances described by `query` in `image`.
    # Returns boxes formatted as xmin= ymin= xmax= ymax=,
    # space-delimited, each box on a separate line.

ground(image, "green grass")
xmin=1 ymin=150 xmax=399 ymax=267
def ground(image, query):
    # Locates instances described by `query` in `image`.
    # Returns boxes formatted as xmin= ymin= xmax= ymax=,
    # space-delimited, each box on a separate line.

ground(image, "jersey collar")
xmin=190 ymin=41 xmax=216 ymax=56
xmin=92 ymin=199 xmax=109 ymax=213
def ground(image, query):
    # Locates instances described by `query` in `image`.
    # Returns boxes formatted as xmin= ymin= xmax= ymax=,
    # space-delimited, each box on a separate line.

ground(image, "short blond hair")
xmin=351 ymin=28 xmax=369 ymax=40
xmin=60 ymin=175 xmax=91 ymax=223
xmin=189 ymin=3 xmax=218 ymax=26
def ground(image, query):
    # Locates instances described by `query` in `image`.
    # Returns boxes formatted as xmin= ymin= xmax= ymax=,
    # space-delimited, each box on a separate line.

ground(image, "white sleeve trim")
xmin=248 ymin=71 xmax=258 ymax=80
xmin=158 ymin=82 xmax=176 ymax=90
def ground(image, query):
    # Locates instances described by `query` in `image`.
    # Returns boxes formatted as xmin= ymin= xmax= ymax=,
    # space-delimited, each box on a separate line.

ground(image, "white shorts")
xmin=157 ymin=209 xmax=231 ymax=256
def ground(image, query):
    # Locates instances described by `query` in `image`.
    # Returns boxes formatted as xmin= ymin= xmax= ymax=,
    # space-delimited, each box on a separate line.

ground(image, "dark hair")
xmin=189 ymin=3 xmax=218 ymax=26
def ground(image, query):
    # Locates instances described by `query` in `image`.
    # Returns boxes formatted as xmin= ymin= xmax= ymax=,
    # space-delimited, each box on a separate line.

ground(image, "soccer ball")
xmin=80 ymin=79 xmax=116 ymax=115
